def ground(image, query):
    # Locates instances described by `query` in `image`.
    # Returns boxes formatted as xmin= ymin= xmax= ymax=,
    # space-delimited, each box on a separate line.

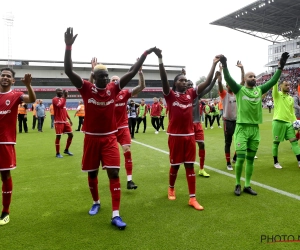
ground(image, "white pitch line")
xmin=132 ymin=140 xmax=300 ymax=201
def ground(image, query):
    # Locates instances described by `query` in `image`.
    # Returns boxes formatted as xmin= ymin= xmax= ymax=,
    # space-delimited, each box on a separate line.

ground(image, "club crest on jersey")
xmin=119 ymin=95 xmax=123 ymax=100
xmin=237 ymin=143 xmax=241 ymax=147
xmin=254 ymin=91 xmax=258 ymax=95
xmin=5 ymin=100 xmax=10 ymax=106
xmin=175 ymin=92 xmax=180 ymax=97
xmin=187 ymin=95 xmax=191 ymax=99
xmin=106 ymin=90 xmax=111 ymax=96
xmin=275 ymin=136 xmax=278 ymax=140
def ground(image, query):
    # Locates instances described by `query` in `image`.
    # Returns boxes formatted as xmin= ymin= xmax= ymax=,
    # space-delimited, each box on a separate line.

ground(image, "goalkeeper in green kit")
xmin=272 ymin=80 xmax=300 ymax=169
xmin=220 ymin=52 xmax=289 ymax=196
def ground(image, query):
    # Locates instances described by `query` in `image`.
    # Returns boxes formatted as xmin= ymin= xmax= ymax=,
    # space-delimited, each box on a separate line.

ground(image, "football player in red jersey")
xmin=64 ymin=27 xmax=155 ymax=229
xmin=0 ymin=68 xmax=36 ymax=226
xmin=153 ymin=48 xmax=221 ymax=210
xmin=52 ymin=88 xmax=74 ymax=158
xmin=90 ymin=58 xmax=145 ymax=190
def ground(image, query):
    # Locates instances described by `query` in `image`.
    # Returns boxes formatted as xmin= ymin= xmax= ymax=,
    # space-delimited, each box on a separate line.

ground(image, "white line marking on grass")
xmin=132 ymin=140 xmax=300 ymax=201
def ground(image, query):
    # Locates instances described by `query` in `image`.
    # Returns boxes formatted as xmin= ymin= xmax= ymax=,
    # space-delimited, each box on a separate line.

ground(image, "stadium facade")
xmin=210 ymin=0 xmax=300 ymax=73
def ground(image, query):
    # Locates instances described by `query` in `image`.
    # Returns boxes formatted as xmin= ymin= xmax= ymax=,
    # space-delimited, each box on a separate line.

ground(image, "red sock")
xmin=297 ymin=131 xmax=300 ymax=140
xmin=124 ymin=151 xmax=133 ymax=176
xmin=199 ymin=149 xmax=205 ymax=170
xmin=66 ymin=137 xmax=72 ymax=150
xmin=225 ymin=153 xmax=230 ymax=163
xmin=88 ymin=176 xmax=99 ymax=202
xmin=2 ymin=177 xmax=13 ymax=214
xmin=109 ymin=178 xmax=121 ymax=211
xmin=185 ymin=168 xmax=196 ymax=197
xmin=55 ymin=138 xmax=60 ymax=154
xmin=169 ymin=166 xmax=178 ymax=187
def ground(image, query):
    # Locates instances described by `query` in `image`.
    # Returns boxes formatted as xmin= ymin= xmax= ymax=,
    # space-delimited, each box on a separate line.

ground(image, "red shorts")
xmin=168 ymin=135 xmax=196 ymax=165
xmin=55 ymin=122 xmax=72 ymax=135
xmin=116 ymin=127 xmax=131 ymax=146
xmin=0 ymin=144 xmax=16 ymax=171
xmin=194 ymin=123 xmax=204 ymax=142
xmin=81 ymin=134 xmax=120 ymax=171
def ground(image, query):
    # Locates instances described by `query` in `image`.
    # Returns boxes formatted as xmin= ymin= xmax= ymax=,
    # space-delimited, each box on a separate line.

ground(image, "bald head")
xmin=244 ymin=71 xmax=256 ymax=87
xmin=111 ymin=75 xmax=120 ymax=82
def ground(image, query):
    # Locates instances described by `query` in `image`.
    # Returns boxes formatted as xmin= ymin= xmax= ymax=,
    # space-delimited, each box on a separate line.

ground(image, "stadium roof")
xmin=210 ymin=0 xmax=300 ymax=43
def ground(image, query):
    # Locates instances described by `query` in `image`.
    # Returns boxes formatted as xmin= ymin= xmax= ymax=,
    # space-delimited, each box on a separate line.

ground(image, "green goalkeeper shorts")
xmin=272 ymin=120 xmax=295 ymax=142
xmin=234 ymin=123 xmax=260 ymax=151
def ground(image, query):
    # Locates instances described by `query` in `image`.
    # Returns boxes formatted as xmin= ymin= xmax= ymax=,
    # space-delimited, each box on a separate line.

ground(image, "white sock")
xmin=112 ymin=210 xmax=120 ymax=218
xmin=93 ymin=200 xmax=100 ymax=205
xmin=127 ymin=175 xmax=132 ymax=181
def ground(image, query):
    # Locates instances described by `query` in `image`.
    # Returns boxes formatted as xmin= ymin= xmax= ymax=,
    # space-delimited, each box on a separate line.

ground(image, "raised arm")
xmin=132 ymin=58 xmax=146 ymax=96
xmin=64 ymin=27 xmax=82 ymax=88
xmin=236 ymin=60 xmax=245 ymax=86
xmin=197 ymin=55 xmax=221 ymax=94
xmin=199 ymin=71 xmax=219 ymax=98
xmin=21 ymin=74 xmax=36 ymax=103
xmin=217 ymin=63 xmax=224 ymax=93
xmin=220 ymin=56 xmax=241 ymax=94
xmin=119 ymin=47 xmax=156 ymax=89
xmin=89 ymin=57 xmax=97 ymax=83
xmin=260 ymin=52 xmax=289 ymax=94
xmin=272 ymin=81 xmax=279 ymax=99
xmin=153 ymin=48 xmax=170 ymax=95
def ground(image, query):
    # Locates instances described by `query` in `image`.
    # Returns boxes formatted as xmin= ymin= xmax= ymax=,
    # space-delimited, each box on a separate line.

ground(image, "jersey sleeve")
xmin=272 ymin=82 xmax=279 ymax=99
xmin=259 ymin=70 xmax=282 ymax=94
xmin=223 ymin=68 xmax=242 ymax=94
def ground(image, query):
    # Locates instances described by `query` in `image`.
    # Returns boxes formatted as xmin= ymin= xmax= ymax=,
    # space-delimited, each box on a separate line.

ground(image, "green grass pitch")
xmin=2 ymin=109 xmax=300 ymax=250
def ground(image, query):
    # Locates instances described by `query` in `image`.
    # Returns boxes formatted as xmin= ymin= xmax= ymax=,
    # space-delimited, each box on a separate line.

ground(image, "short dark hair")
xmin=0 ymin=67 xmax=15 ymax=78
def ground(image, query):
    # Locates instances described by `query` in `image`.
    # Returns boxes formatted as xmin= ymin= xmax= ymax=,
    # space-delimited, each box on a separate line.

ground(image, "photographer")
xmin=127 ymin=100 xmax=139 ymax=139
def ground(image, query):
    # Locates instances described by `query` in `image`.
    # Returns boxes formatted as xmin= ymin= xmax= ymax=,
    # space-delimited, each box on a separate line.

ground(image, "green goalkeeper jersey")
xmin=223 ymin=68 xmax=282 ymax=124
xmin=272 ymin=82 xmax=296 ymax=123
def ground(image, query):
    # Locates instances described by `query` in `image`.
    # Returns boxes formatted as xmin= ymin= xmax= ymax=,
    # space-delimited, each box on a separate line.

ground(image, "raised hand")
xmin=219 ymin=63 xmax=223 ymax=71
xmin=181 ymin=68 xmax=186 ymax=76
xmin=91 ymin=57 xmax=98 ymax=71
xmin=236 ymin=60 xmax=243 ymax=68
xmin=219 ymin=55 xmax=227 ymax=67
xmin=213 ymin=54 xmax=222 ymax=64
xmin=215 ymin=71 xmax=221 ymax=78
xmin=137 ymin=57 xmax=142 ymax=72
xmin=153 ymin=47 xmax=162 ymax=58
xmin=21 ymin=74 xmax=32 ymax=87
xmin=278 ymin=52 xmax=290 ymax=69
xmin=146 ymin=46 xmax=157 ymax=55
xmin=64 ymin=27 xmax=78 ymax=45
xmin=63 ymin=90 xmax=68 ymax=98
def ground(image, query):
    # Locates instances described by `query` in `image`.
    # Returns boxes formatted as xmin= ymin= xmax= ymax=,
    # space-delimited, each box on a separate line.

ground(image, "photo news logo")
xmin=261 ymin=235 xmax=300 ymax=244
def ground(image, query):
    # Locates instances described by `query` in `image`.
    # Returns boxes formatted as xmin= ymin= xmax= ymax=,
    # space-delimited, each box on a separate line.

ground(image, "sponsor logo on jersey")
xmin=88 ymin=98 xmax=114 ymax=106
xmin=172 ymin=101 xmax=192 ymax=109
xmin=0 ymin=110 xmax=12 ymax=115
xmin=242 ymin=96 xmax=261 ymax=102
xmin=5 ymin=100 xmax=10 ymax=106
xmin=115 ymin=103 xmax=126 ymax=107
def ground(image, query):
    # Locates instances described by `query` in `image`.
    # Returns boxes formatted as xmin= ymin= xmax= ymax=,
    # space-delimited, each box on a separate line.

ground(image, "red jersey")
xmin=115 ymin=89 xmax=132 ymax=129
xmin=52 ymin=97 xmax=68 ymax=123
xmin=0 ymin=90 xmax=24 ymax=144
xmin=150 ymin=102 xmax=162 ymax=117
xmin=164 ymin=88 xmax=197 ymax=136
xmin=78 ymin=80 xmax=120 ymax=135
